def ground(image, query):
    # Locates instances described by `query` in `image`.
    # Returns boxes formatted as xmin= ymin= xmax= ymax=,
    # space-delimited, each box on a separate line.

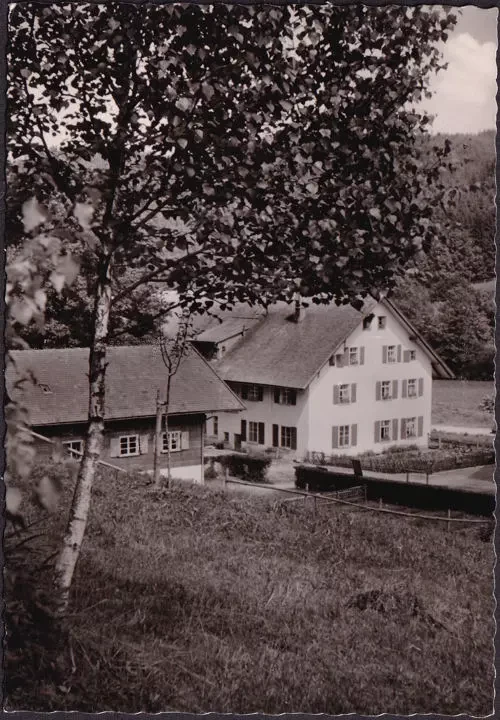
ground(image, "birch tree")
xmin=7 ymin=2 xmax=457 ymax=612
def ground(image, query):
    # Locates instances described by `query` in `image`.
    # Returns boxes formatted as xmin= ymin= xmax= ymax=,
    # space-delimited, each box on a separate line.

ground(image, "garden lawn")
xmin=5 ymin=464 xmax=495 ymax=714
xmin=432 ymin=380 xmax=494 ymax=428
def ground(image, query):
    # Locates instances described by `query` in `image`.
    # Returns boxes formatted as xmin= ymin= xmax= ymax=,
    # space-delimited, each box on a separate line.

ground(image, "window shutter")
xmin=350 ymin=383 xmax=357 ymax=403
xmin=291 ymin=427 xmax=297 ymax=451
xmin=392 ymin=418 xmax=398 ymax=441
xmin=181 ymin=430 xmax=190 ymax=450
xmin=402 ymin=380 xmax=408 ymax=398
xmin=401 ymin=419 xmax=407 ymax=440
xmin=382 ymin=346 xmax=388 ymax=364
xmin=332 ymin=426 xmax=339 ymax=449
xmin=392 ymin=380 xmax=398 ymax=399
xmin=329 ymin=355 xmax=335 ymax=366
xmin=333 ymin=385 xmax=340 ymax=404
xmin=374 ymin=421 xmax=380 ymax=443
xmin=403 ymin=350 xmax=410 ymax=363
xmin=335 ymin=353 xmax=343 ymax=368
xmin=241 ymin=419 xmax=247 ymax=441
xmin=258 ymin=422 xmax=265 ymax=445
xmin=290 ymin=389 xmax=297 ymax=406
xmin=418 ymin=378 xmax=424 ymax=397
xmin=343 ymin=349 xmax=349 ymax=366
xmin=109 ymin=437 xmax=121 ymax=458
xmin=376 ymin=381 xmax=381 ymax=401
xmin=272 ymin=424 xmax=279 ymax=447
xmin=359 ymin=347 xmax=365 ymax=365
xmin=417 ymin=416 xmax=424 ymax=437
xmin=258 ymin=385 xmax=264 ymax=401
xmin=351 ymin=424 xmax=358 ymax=447
xmin=274 ymin=388 xmax=280 ymax=404
xmin=397 ymin=345 xmax=402 ymax=362
xmin=241 ymin=384 xmax=248 ymax=400
xmin=140 ymin=434 xmax=149 ymax=455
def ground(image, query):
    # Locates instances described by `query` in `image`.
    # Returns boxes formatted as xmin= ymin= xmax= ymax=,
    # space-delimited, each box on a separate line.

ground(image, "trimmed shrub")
xmin=219 ymin=453 xmax=272 ymax=483
xmin=295 ymin=466 xmax=357 ymax=492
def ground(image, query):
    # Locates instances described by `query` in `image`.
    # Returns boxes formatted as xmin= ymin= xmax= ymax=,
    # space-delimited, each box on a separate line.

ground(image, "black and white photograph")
xmin=3 ymin=1 xmax=497 ymax=714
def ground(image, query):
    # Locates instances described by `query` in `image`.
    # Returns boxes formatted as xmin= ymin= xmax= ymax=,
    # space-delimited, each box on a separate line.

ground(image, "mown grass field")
xmin=5 ymin=463 xmax=495 ymax=714
xmin=432 ymin=379 xmax=494 ymax=427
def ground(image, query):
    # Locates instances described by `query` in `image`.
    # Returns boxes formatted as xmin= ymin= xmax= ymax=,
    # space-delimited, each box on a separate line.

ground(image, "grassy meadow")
xmin=5 ymin=463 xmax=495 ymax=714
xmin=432 ymin=379 xmax=494 ymax=427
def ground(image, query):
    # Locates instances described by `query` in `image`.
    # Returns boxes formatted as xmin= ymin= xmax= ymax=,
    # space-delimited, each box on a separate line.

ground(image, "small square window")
xmin=381 ymin=381 xmax=391 ymax=400
xmin=409 ymin=350 xmax=416 ymax=361
xmin=339 ymin=425 xmax=350 ymax=447
xmin=162 ymin=431 xmax=182 ymax=453
xmin=378 ymin=316 xmax=387 ymax=329
xmin=380 ymin=420 xmax=391 ymax=441
xmin=387 ymin=346 xmax=396 ymax=363
xmin=119 ymin=435 xmax=139 ymax=457
xmin=349 ymin=347 xmax=359 ymax=365
xmin=63 ymin=440 xmax=83 ymax=458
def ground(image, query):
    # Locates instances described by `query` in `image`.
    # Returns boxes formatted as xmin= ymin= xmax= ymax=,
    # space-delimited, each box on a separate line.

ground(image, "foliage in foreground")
xmin=5 ymin=463 xmax=494 ymax=714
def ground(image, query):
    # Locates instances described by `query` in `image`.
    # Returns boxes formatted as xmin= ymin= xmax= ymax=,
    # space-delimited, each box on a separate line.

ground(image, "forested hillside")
xmin=391 ymin=130 xmax=496 ymax=380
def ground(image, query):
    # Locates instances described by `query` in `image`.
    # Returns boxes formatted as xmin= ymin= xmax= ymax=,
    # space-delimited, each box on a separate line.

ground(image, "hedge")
xmin=219 ymin=453 xmax=272 ymax=483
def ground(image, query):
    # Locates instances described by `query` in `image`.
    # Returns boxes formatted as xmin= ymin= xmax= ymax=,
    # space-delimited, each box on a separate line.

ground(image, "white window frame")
xmin=405 ymin=417 xmax=417 ymax=438
xmin=381 ymin=381 xmax=392 ymax=400
xmin=280 ymin=426 xmax=293 ymax=449
xmin=63 ymin=439 xmax=84 ymax=458
xmin=247 ymin=384 xmax=262 ymax=401
xmin=248 ymin=421 xmax=260 ymax=443
xmin=407 ymin=379 xmax=417 ymax=398
xmin=409 ymin=350 xmax=416 ymax=361
xmin=119 ymin=434 xmax=140 ymax=457
xmin=339 ymin=383 xmax=350 ymax=404
xmin=162 ymin=430 xmax=182 ymax=453
xmin=387 ymin=346 xmax=396 ymax=364
xmin=380 ymin=420 xmax=391 ymax=442
xmin=378 ymin=316 xmax=387 ymax=329
xmin=339 ymin=424 xmax=350 ymax=448
xmin=348 ymin=347 xmax=359 ymax=365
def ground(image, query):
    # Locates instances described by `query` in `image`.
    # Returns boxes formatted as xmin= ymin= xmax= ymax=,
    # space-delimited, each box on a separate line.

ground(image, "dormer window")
xmin=39 ymin=383 xmax=52 ymax=394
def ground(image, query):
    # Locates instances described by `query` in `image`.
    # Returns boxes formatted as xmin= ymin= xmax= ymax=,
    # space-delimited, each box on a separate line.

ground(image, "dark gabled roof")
xmin=7 ymin=344 xmax=244 ymax=427
xmin=214 ymin=299 xmax=377 ymax=389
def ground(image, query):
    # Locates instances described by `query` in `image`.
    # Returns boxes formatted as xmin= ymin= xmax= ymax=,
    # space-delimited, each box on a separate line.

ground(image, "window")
xmin=380 ymin=420 xmax=391 ymax=442
xmin=409 ymin=350 xmax=416 ymax=361
xmin=407 ymin=379 xmax=417 ymax=398
xmin=119 ymin=435 xmax=139 ymax=457
xmin=378 ymin=316 xmax=387 ymax=329
xmin=381 ymin=381 xmax=391 ymax=400
xmin=249 ymin=421 xmax=259 ymax=443
xmin=349 ymin=347 xmax=359 ymax=365
xmin=339 ymin=384 xmax=350 ymax=404
xmin=162 ymin=431 xmax=182 ymax=453
xmin=241 ymin=383 xmax=263 ymax=401
xmin=405 ymin=418 xmax=417 ymax=438
xmin=213 ymin=416 xmax=219 ymax=435
xmin=274 ymin=387 xmax=297 ymax=405
xmin=387 ymin=346 xmax=396 ymax=363
xmin=224 ymin=432 xmax=230 ymax=442
xmin=281 ymin=426 xmax=294 ymax=449
xmin=363 ymin=315 xmax=373 ymax=330
xmin=339 ymin=425 xmax=350 ymax=447
xmin=63 ymin=440 xmax=83 ymax=458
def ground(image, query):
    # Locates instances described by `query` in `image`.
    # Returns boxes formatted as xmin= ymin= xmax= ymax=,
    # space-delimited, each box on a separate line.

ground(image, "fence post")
xmin=224 ymin=465 xmax=228 ymax=489
xmin=447 ymin=509 xmax=451 ymax=533
xmin=379 ymin=497 xmax=383 ymax=510
xmin=363 ymin=484 xmax=367 ymax=504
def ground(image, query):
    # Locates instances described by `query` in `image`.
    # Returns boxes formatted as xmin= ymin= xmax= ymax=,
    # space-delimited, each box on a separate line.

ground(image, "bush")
xmin=219 ymin=453 xmax=272 ymax=483
xmin=295 ymin=466 xmax=356 ymax=492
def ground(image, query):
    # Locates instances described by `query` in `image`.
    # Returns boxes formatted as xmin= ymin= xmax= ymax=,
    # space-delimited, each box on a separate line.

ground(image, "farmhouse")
xmin=192 ymin=296 xmax=454 ymax=457
xmin=7 ymin=344 xmax=244 ymax=483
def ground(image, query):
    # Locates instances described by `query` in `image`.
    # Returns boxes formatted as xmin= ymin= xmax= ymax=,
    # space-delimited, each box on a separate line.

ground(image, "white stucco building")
xmin=193 ymin=296 xmax=454 ymax=458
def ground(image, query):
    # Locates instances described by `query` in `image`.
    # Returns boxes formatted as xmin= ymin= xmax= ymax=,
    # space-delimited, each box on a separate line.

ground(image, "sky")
xmin=422 ymin=7 xmax=497 ymax=135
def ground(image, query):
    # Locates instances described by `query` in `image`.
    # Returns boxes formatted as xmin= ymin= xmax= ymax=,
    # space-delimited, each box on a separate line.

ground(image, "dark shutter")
xmin=374 ymin=421 xmax=380 ymax=443
xmin=241 ymin=419 xmax=247 ymax=441
xmin=274 ymin=388 xmax=280 ymax=404
xmin=332 ymin=426 xmax=339 ymax=449
xmin=382 ymin=346 xmax=388 ymax=364
xmin=376 ymin=381 xmax=381 ymax=401
xmin=401 ymin=419 xmax=407 ymax=439
xmin=392 ymin=418 xmax=398 ymax=441
xmin=335 ymin=353 xmax=343 ymax=368
xmin=351 ymin=424 xmax=358 ymax=447
xmin=397 ymin=345 xmax=402 ymax=362
xmin=359 ymin=346 xmax=365 ymax=365
xmin=402 ymin=380 xmax=408 ymax=398
xmin=350 ymin=383 xmax=357 ymax=403
xmin=403 ymin=350 xmax=410 ymax=363
xmin=290 ymin=427 xmax=297 ymax=450
xmin=272 ymin=424 xmax=279 ymax=447
xmin=333 ymin=385 xmax=340 ymax=404
xmin=241 ymin=384 xmax=248 ymax=400
xmin=258 ymin=422 xmax=265 ymax=445
xmin=417 ymin=416 xmax=424 ymax=437
xmin=392 ymin=380 xmax=398 ymax=399
xmin=418 ymin=378 xmax=424 ymax=397
xmin=258 ymin=385 xmax=264 ymax=401
xmin=290 ymin=389 xmax=297 ymax=406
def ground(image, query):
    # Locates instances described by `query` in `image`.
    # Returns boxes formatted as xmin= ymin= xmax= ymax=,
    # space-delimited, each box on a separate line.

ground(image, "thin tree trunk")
xmin=165 ymin=375 xmax=172 ymax=488
xmin=54 ymin=259 xmax=112 ymax=615
xmin=153 ymin=389 xmax=162 ymax=487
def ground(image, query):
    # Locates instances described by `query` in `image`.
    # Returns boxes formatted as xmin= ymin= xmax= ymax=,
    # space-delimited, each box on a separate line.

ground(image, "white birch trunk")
xmin=54 ymin=262 xmax=112 ymax=615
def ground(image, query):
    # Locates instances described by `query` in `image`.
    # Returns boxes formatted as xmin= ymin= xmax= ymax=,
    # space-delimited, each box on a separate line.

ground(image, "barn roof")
xmin=7 ymin=344 xmax=244 ymax=427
